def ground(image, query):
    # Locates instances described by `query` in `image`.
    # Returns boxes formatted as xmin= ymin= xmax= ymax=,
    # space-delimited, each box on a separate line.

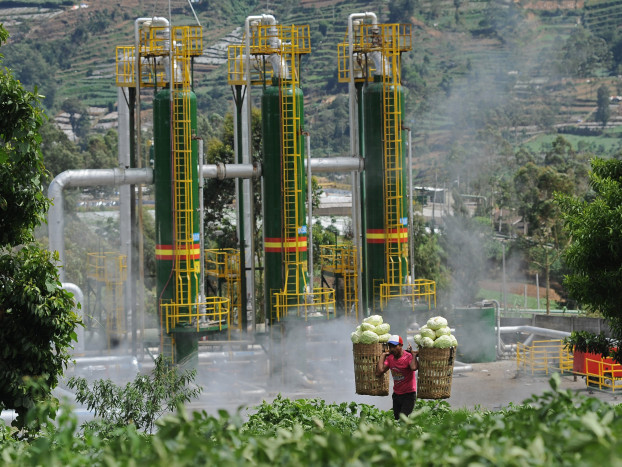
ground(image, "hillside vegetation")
xmin=2 ymin=1 xmax=621 ymax=166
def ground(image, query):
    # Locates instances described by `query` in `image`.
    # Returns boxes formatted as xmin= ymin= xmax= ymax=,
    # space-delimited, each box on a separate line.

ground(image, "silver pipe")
xmin=133 ymin=16 xmax=168 ymax=180
xmin=498 ymin=326 xmax=571 ymax=339
xmin=201 ymin=163 xmax=258 ymax=179
xmin=245 ymin=14 xmax=275 ymax=328
xmin=199 ymin=158 xmax=362 ymax=180
xmin=348 ymin=12 xmax=377 ymax=319
xmin=49 ymin=157 xmax=360 ymax=282
xmin=522 ymin=334 xmax=537 ymax=347
xmin=304 ymin=132 xmax=313 ymax=293
xmin=117 ymin=87 xmax=134 ymax=358
xmin=404 ymin=126 xmax=414 ymax=284
xmin=198 ymin=138 xmax=206 ymax=305
xmin=453 ymin=363 xmax=473 ymax=373
xmin=72 ymin=356 xmax=139 ymax=369
xmin=48 ymin=168 xmax=153 ymax=280
xmin=309 ymin=157 xmax=364 ymax=173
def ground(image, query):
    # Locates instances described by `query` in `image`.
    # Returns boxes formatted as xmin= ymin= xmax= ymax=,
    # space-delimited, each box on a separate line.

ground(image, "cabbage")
xmin=420 ymin=336 xmax=435 ymax=348
xmin=413 ymin=334 xmax=422 ymax=346
xmin=427 ymin=316 xmax=448 ymax=330
xmin=375 ymin=323 xmax=390 ymax=335
xmin=435 ymin=326 xmax=451 ymax=338
xmin=364 ymin=315 xmax=383 ymax=327
xmin=433 ymin=335 xmax=454 ymax=349
xmin=449 ymin=335 xmax=458 ymax=347
xmin=360 ymin=322 xmax=376 ymax=333
xmin=360 ymin=330 xmax=380 ymax=344
xmin=420 ymin=328 xmax=436 ymax=340
xmin=377 ymin=333 xmax=391 ymax=343
xmin=351 ymin=331 xmax=361 ymax=343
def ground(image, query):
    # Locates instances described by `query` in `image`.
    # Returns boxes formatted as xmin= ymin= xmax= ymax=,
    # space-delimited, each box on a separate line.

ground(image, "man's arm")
xmin=376 ymin=351 xmax=390 ymax=376
xmin=407 ymin=345 xmax=419 ymax=371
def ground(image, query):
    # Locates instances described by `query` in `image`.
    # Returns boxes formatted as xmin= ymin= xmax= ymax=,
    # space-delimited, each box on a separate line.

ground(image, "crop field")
xmin=2 ymin=374 xmax=622 ymax=465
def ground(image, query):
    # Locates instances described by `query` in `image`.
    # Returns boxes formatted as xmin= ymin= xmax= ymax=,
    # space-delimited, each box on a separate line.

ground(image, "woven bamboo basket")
xmin=353 ymin=342 xmax=389 ymax=396
xmin=417 ymin=346 xmax=456 ymax=399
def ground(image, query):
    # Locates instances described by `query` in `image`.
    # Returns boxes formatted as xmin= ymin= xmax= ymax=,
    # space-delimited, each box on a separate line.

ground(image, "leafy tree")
xmin=61 ymin=97 xmax=91 ymax=141
xmin=557 ymin=26 xmax=611 ymax=77
xmin=481 ymin=1 xmax=525 ymax=47
xmin=514 ymin=138 xmax=584 ymax=312
xmin=514 ymin=154 xmax=575 ymax=236
xmin=595 ymin=84 xmax=611 ymax=127
xmin=1 ymin=43 xmax=52 ymax=96
xmin=83 ymin=129 xmax=117 ymax=169
xmin=0 ymin=25 xmax=80 ymax=429
xmin=410 ymin=212 xmax=449 ymax=294
xmin=67 ymin=355 xmax=202 ymax=436
xmin=311 ymin=220 xmax=339 ymax=276
xmin=388 ymin=0 xmax=417 ymax=23
xmin=557 ymin=158 xmax=622 ymax=361
xmin=203 ymin=112 xmax=243 ymax=247
xmin=39 ymin=120 xmax=83 ymax=179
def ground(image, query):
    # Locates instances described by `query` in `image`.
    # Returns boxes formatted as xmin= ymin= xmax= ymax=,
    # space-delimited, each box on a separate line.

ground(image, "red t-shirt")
xmin=384 ymin=352 xmax=417 ymax=394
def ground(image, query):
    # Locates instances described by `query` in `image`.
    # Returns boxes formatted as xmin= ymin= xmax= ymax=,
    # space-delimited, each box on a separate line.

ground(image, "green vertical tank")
xmin=363 ymin=76 xmax=409 ymax=309
xmin=153 ymin=88 xmax=200 ymax=364
xmin=452 ymin=307 xmax=497 ymax=363
xmin=262 ymin=79 xmax=307 ymax=322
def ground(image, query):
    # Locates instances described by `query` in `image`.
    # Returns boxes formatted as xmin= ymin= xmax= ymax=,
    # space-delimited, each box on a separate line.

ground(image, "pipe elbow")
xmin=48 ymin=170 xmax=72 ymax=200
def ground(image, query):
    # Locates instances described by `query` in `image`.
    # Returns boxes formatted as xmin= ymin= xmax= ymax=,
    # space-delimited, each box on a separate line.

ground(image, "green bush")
xmin=3 ymin=374 xmax=622 ymax=465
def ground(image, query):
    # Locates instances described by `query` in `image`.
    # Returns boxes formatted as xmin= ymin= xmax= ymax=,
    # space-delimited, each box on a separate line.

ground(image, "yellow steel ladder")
xmin=171 ymin=27 xmax=199 ymax=316
xmin=381 ymin=24 xmax=407 ymax=288
xmin=279 ymin=25 xmax=307 ymax=296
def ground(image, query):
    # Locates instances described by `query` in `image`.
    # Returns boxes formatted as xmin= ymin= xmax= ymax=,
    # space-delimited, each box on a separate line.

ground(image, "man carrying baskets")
xmin=375 ymin=335 xmax=419 ymax=420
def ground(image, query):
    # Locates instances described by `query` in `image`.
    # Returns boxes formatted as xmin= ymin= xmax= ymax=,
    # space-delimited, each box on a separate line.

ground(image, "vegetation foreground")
xmin=1 ymin=374 xmax=621 ymax=466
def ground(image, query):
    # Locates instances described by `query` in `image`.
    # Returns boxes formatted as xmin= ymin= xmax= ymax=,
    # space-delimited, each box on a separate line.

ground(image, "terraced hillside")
xmin=2 ymin=0 xmax=620 ymax=183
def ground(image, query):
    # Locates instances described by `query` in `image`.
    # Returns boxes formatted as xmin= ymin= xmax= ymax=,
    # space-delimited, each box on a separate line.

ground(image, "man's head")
xmin=387 ymin=335 xmax=403 ymax=356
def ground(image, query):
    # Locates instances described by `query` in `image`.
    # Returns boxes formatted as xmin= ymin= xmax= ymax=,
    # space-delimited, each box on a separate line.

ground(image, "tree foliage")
xmin=202 ymin=110 xmax=262 ymax=248
xmin=595 ymin=84 xmax=611 ymax=127
xmin=5 ymin=376 xmax=622 ymax=465
xmin=38 ymin=121 xmax=83 ymax=180
xmin=557 ymin=158 xmax=622 ymax=360
xmin=557 ymin=26 xmax=611 ymax=77
xmin=0 ymin=247 xmax=79 ymax=429
xmin=0 ymin=25 xmax=80 ymax=429
xmin=0 ymin=39 xmax=49 ymax=245
xmin=67 ymin=355 xmax=202 ymax=436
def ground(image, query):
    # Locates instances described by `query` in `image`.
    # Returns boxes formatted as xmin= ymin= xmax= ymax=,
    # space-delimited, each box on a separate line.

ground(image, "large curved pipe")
xmin=48 ymin=158 xmax=363 ymax=280
xmin=348 ymin=12 xmax=377 ymax=317
xmin=134 ymin=17 xmax=170 ymax=175
xmin=499 ymin=326 xmax=571 ymax=340
xmin=48 ymin=168 xmax=153 ymax=281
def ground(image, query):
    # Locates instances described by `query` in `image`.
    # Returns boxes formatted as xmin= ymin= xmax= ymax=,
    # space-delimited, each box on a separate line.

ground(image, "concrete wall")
xmin=500 ymin=314 xmax=611 ymax=337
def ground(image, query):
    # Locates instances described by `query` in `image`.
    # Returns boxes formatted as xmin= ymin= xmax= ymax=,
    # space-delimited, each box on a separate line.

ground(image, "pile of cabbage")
xmin=413 ymin=316 xmax=458 ymax=349
xmin=350 ymin=315 xmax=391 ymax=344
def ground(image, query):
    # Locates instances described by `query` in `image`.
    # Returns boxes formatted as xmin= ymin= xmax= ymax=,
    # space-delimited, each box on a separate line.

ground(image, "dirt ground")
xmin=336 ymin=359 xmax=620 ymax=413
xmin=444 ymin=359 xmax=621 ymax=409
xmin=313 ymin=360 xmax=621 ymax=416
xmin=188 ymin=358 xmax=621 ymax=419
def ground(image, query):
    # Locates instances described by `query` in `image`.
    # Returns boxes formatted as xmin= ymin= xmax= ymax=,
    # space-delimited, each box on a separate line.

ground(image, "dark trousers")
xmin=392 ymin=391 xmax=416 ymax=420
